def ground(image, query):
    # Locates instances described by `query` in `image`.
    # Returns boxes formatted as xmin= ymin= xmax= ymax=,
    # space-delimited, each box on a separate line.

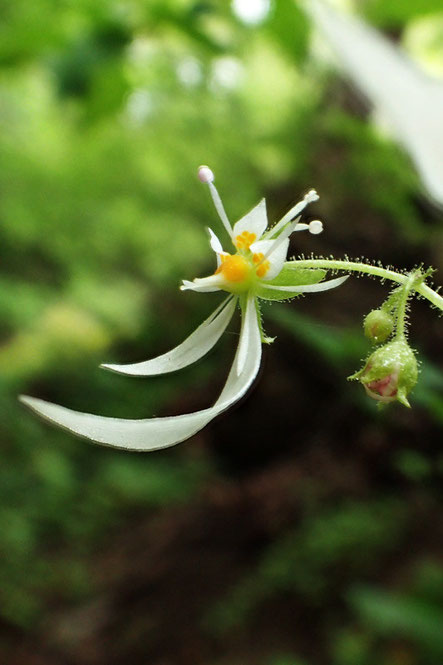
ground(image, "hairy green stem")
xmin=287 ymin=259 xmax=443 ymax=312
xmin=394 ymin=272 xmax=417 ymax=339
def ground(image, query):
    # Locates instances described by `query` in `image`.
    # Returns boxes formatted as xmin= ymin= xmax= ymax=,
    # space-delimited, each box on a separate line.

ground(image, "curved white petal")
xmin=235 ymin=295 xmax=257 ymax=376
xmin=232 ymin=199 xmax=268 ymax=244
xmin=305 ymin=0 xmax=443 ymax=206
xmin=19 ymin=296 xmax=261 ymax=452
xmin=250 ymin=238 xmax=290 ymax=281
xmin=208 ymin=227 xmax=228 ymax=269
xmin=180 ymin=277 xmax=223 ymax=293
xmin=101 ymin=297 xmax=237 ymax=376
xmin=262 ymin=274 xmax=349 ymax=293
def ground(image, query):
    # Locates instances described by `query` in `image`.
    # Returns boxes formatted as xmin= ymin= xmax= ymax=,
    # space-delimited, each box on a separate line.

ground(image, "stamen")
xmin=293 ymin=219 xmax=324 ymax=234
xmin=198 ymin=165 xmax=232 ymax=238
xmin=266 ymin=189 xmax=319 ymax=239
xmin=253 ymin=253 xmax=270 ymax=278
xmin=260 ymin=215 xmax=301 ymax=264
xmin=309 ymin=220 xmax=323 ymax=235
xmin=235 ymin=230 xmax=257 ymax=250
xmin=217 ymin=255 xmax=250 ymax=282
xmin=198 ymin=165 xmax=214 ymax=183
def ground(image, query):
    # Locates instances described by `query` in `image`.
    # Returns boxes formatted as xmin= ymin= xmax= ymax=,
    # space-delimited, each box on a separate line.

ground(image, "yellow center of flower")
xmin=216 ymin=254 xmax=250 ymax=282
xmin=235 ymin=231 xmax=256 ymax=250
xmin=252 ymin=253 xmax=270 ymax=278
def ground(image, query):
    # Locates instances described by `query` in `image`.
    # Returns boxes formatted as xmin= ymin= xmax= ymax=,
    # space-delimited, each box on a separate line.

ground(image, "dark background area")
xmin=1 ymin=1 xmax=443 ymax=663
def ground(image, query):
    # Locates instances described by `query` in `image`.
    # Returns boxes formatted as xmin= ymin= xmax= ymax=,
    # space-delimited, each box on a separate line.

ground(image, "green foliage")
xmin=351 ymin=587 xmax=443 ymax=653
xmin=349 ymin=561 xmax=443 ymax=658
xmin=266 ymin=0 xmax=309 ymax=64
xmin=268 ymin=307 xmax=367 ymax=367
xmin=362 ymin=0 xmax=443 ymax=28
xmin=207 ymin=499 xmax=406 ymax=632
xmin=268 ymin=656 xmax=309 ymax=665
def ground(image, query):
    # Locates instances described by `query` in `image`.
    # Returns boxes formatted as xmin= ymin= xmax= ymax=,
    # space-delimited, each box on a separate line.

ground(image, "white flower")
xmin=304 ymin=0 xmax=443 ymax=207
xmin=19 ymin=167 xmax=348 ymax=451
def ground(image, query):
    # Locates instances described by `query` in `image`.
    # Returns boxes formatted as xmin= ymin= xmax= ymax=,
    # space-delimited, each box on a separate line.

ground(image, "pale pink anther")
xmin=198 ymin=165 xmax=214 ymax=184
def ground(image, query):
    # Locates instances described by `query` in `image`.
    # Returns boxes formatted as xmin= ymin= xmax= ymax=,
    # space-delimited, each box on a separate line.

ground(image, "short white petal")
xmin=232 ymin=199 xmax=268 ymax=242
xmin=305 ymin=0 xmax=443 ymax=207
xmin=19 ymin=296 xmax=261 ymax=452
xmin=101 ymin=297 xmax=236 ymax=376
xmin=263 ymin=274 xmax=349 ymax=293
xmin=207 ymin=227 xmax=226 ymax=255
xmin=250 ymin=238 xmax=290 ymax=281
xmin=180 ymin=277 xmax=223 ymax=293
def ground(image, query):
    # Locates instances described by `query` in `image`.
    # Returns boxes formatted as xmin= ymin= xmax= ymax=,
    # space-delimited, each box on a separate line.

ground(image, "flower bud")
xmin=349 ymin=339 xmax=418 ymax=407
xmin=363 ymin=309 xmax=394 ymax=344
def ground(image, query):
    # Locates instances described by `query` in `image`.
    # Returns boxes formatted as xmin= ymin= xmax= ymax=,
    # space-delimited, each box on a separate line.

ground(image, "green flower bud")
xmin=349 ymin=339 xmax=418 ymax=407
xmin=363 ymin=309 xmax=394 ymax=344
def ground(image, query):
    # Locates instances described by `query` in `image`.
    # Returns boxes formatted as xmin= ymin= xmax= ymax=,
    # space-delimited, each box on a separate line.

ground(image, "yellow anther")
xmin=216 ymin=254 xmax=250 ymax=282
xmin=235 ymin=230 xmax=257 ymax=250
xmin=253 ymin=253 xmax=270 ymax=278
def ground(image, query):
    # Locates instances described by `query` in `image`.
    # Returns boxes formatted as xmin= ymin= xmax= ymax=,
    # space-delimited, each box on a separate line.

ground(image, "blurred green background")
xmin=1 ymin=0 xmax=443 ymax=663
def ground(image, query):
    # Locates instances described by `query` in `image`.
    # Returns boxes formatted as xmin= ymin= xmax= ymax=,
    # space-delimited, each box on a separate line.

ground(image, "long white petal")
xmin=305 ymin=0 xmax=443 ymax=206
xmin=262 ymin=274 xmax=349 ymax=293
xmin=101 ymin=297 xmax=236 ymax=376
xmin=19 ymin=297 xmax=261 ymax=452
xmin=235 ymin=295 xmax=256 ymax=376
xmin=232 ymin=199 xmax=268 ymax=244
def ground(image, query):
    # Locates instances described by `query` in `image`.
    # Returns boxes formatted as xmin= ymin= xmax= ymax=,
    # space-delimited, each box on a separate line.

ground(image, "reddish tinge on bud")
xmin=349 ymin=339 xmax=418 ymax=407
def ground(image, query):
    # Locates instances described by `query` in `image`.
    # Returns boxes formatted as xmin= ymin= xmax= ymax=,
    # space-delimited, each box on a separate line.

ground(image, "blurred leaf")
xmin=267 ymin=0 xmax=309 ymax=63
xmin=350 ymin=586 xmax=443 ymax=654
xmin=362 ymin=0 xmax=443 ymax=28
xmin=268 ymin=655 xmax=310 ymax=665
xmin=332 ymin=629 xmax=373 ymax=665
xmin=393 ymin=449 xmax=431 ymax=482
xmin=267 ymin=306 xmax=367 ymax=366
xmin=208 ymin=499 xmax=406 ymax=632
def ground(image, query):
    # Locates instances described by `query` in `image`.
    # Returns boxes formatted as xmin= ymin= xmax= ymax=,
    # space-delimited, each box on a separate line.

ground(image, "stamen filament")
xmin=208 ymin=182 xmax=233 ymax=238
xmin=265 ymin=189 xmax=319 ymax=239
xmin=254 ymin=215 xmax=301 ymax=271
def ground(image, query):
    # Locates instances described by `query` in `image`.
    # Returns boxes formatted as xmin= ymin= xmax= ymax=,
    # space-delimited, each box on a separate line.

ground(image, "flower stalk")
xmin=287 ymin=259 xmax=443 ymax=313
